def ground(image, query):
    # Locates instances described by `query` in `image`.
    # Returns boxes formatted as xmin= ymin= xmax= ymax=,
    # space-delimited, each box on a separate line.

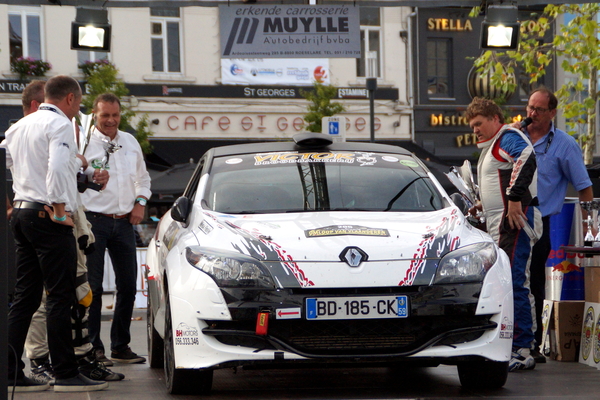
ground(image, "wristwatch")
xmin=136 ymin=197 xmax=147 ymax=206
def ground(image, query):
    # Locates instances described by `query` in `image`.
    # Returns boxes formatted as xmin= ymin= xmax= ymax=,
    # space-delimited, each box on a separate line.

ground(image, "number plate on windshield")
xmin=305 ymin=295 xmax=408 ymax=320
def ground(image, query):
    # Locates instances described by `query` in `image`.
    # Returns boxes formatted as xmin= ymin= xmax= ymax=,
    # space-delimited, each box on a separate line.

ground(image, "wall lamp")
xmin=480 ymin=4 xmax=520 ymax=50
xmin=71 ymin=7 xmax=111 ymax=52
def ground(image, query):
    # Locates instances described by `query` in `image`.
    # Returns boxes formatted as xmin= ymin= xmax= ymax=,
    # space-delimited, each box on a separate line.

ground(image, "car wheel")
xmin=164 ymin=291 xmax=213 ymax=395
xmin=147 ymin=288 xmax=164 ymax=369
xmin=457 ymin=359 xmax=508 ymax=389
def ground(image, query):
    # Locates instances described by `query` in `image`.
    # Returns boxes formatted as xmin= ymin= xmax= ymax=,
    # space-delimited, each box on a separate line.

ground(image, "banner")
xmin=219 ymin=4 xmax=360 ymax=59
xmin=221 ymin=59 xmax=329 ymax=86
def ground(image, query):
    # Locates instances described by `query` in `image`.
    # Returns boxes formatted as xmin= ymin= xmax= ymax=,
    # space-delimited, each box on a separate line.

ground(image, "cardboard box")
xmin=579 ymin=302 xmax=600 ymax=368
xmin=585 ymin=267 xmax=600 ymax=303
xmin=541 ymin=300 xmax=585 ymax=361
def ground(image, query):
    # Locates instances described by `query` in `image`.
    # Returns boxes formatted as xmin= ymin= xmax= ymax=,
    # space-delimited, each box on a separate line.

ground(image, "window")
xmin=8 ymin=6 xmax=42 ymax=63
xmin=77 ymin=51 xmax=109 ymax=67
xmin=427 ymin=38 xmax=452 ymax=98
xmin=356 ymin=7 xmax=381 ymax=78
xmin=150 ymin=8 xmax=181 ymax=73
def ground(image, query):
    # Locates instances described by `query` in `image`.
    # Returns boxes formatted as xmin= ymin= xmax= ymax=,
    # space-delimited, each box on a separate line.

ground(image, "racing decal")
xmin=223 ymin=220 xmax=313 ymax=288
xmin=499 ymin=316 xmax=514 ymax=339
xmin=175 ymin=322 xmax=199 ymax=345
xmin=198 ymin=219 xmax=213 ymax=235
xmin=276 ymin=308 xmax=301 ymax=319
xmin=582 ymin=306 xmax=594 ymax=361
xmin=398 ymin=209 xmax=462 ymax=286
xmin=356 ymin=153 xmax=377 ymax=166
xmin=382 ymin=156 xmax=399 ymax=163
xmin=305 ymin=225 xmax=389 ymax=238
xmin=254 ymin=152 xmax=355 ymax=165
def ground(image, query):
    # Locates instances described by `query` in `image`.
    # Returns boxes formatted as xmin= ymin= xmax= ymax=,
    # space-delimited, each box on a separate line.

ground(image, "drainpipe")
xmin=406 ymin=10 xmax=417 ymax=143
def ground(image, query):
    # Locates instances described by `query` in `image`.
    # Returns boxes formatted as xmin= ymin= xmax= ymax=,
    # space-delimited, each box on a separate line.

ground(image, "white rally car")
xmin=146 ymin=132 xmax=513 ymax=395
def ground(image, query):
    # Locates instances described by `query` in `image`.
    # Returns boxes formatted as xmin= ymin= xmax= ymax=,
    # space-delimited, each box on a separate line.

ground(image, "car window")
xmin=203 ymin=151 xmax=444 ymax=214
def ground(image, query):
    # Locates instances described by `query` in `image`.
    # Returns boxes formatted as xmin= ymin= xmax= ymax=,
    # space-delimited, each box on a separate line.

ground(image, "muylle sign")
xmin=219 ymin=4 xmax=361 ymax=59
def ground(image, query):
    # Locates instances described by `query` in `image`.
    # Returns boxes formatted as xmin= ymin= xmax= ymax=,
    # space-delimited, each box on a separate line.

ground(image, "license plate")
xmin=305 ymin=295 xmax=408 ymax=320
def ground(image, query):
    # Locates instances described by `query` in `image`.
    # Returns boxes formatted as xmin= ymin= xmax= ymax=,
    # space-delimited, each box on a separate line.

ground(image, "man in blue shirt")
xmin=513 ymin=87 xmax=593 ymax=362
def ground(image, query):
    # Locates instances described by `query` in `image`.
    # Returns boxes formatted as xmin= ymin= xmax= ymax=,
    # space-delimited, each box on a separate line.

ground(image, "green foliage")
xmin=79 ymin=60 xmax=153 ymax=154
xmin=470 ymin=4 xmax=600 ymax=164
xmin=134 ymin=114 xmax=154 ymax=155
xmin=11 ymin=57 xmax=52 ymax=80
xmin=301 ymin=83 xmax=346 ymax=133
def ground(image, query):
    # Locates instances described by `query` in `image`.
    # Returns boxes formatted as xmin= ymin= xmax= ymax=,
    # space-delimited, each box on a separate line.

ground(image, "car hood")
xmin=198 ymin=207 xmax=488 ymax=288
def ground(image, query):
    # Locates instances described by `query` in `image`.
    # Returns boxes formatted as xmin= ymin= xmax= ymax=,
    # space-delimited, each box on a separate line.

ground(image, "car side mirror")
xmin=450 ymin=192 xmax=469 ymax=215
xmin=171 ymin=196 xmax=191 ymax=225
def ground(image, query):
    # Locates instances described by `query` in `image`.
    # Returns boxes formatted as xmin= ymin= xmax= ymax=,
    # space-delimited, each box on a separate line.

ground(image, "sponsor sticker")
xmin=254 ymin=152 xmax=355 ymax=165
xmin=499 ymin=316 xmax=514 ymax=339
xmin=399 ymin=160 xmax=419 ymax=168
xmin=305 ymin=225 xmax=389 ymax=238
xmin=175 ymin=322 xmax=199 ymax=345
xmin=226 ymin=158 xmax=243 ymax=164
xmin=382 ymin=156 xmax=399 ymax=163
xmin=198 ymin=220 xmax=213 ymax=235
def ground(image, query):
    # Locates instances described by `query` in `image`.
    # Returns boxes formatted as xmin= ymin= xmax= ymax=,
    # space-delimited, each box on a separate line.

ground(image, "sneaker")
xmin=93 ymin=348 xmax=114 ymax=367
xmin=7 ymin=376 xmax=50 ymax=392
xmin=30 ymin=358 xmax=55 ymax=385
xmin=509 ymin=347 xmax=536 ymax=371
xmin=79 ymin=357 xmax=125 ymax=381
xmin=54 ymin=373 xmax=108 ymax=392
xmin=111 ymin=347 xmax=146 ymax=364
xmin=531 ymin=348 xmax=547 ymax=364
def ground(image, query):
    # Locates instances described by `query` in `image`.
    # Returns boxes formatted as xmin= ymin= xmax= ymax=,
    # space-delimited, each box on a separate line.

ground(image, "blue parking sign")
xmin=329 ymin=121 xmax=339 ymax=135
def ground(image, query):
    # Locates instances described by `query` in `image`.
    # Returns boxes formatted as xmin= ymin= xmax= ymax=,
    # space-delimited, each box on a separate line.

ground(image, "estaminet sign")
xmin=219 ymin=4 xmax=360 ymax=59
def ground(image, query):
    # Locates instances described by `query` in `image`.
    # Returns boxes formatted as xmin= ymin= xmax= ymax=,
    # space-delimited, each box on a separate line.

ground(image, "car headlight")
xmin=433 ymin=242 xmax=498 ymax=284
xmin=185 ymin=246 xmax=275 ymax=288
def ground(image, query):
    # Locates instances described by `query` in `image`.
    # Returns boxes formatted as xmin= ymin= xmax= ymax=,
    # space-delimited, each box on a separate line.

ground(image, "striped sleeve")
xmin=497 ymin=130 xmax=536 ymax=202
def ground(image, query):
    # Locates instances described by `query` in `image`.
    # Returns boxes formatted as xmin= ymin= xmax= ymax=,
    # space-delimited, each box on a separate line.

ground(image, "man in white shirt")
xmin=80 ymin=93 xmax=151 ymax=365
xmin=2 ymin=75 xmax=107 ymax=392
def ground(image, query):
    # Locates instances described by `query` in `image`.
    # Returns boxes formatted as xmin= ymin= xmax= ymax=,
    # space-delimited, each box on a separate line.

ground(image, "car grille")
xmin=205 ymin=315 xmax=492 ymax=356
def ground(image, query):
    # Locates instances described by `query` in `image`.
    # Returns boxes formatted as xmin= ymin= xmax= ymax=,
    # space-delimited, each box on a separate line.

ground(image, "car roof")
xmin=210 ymin=139 xmax=414 ymax=158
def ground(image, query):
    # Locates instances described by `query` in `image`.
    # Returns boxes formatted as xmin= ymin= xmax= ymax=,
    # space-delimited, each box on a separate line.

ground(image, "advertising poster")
xmin=221 ymin=58 xmax=330 ymax=85
xmin=219 ymin=4 xmax=360 ymax=59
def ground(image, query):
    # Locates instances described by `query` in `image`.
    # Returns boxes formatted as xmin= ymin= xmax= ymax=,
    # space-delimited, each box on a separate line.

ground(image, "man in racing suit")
xmin=465 ymin=97 xmax=542 ymax=372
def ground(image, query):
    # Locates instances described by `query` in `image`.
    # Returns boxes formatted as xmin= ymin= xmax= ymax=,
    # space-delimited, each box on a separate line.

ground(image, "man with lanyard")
xmin=80 ymin=92 xmax=151 ymax=365
xmin=2 ymin=75 xmax=108 ymax=392
xmin=466 ymin=97 xmax=542 ymax=372
xmin=511 ymin=87 xmax=593 ymax=362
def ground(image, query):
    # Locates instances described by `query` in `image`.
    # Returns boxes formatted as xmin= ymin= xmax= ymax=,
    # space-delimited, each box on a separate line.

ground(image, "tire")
xmin=457 ymin=359 xmax=508 ymax=390
xmin=147 ymin=287 xmax=164 ymax=369
xmin=164 ymin=291 xmax=213 ymax=395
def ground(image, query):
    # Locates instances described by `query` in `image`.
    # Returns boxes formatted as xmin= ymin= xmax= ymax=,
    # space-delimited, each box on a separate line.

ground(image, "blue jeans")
xmin=86 ymin=212 xmax=137 ymax=353
xmin=8 ymin=208 xmax=79 ymax=380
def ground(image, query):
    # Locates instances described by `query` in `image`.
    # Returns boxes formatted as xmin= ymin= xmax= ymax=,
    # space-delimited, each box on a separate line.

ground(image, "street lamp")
xmin=366 ymin=51 xmax=378 ymax=143
xmin=71 ymin=7 xmax=111 ymax=52
xmin=480 ymin=4 xmax=520 ymax=50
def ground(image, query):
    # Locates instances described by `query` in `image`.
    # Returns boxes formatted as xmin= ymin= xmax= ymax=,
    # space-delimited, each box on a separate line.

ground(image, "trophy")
xmin=445 ymin=160 xmax=483 ymax=226
xmin=580 ymin=201 xmax=595 ymax=246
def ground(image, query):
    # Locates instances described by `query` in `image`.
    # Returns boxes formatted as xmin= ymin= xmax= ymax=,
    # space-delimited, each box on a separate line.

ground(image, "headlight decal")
xmin=399 ymin=209 xmax=462 ymax=286
xmin=222 ymin=219 xmax=313 ymax=288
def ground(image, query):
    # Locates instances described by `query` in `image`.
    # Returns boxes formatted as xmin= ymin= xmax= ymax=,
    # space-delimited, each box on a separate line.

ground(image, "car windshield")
xmin=203 ymin=150 xmax=444 ymax=214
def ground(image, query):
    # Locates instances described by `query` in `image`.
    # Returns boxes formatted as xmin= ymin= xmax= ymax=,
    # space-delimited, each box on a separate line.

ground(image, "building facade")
xmin=0 ymin=4 xmax=415 ymax=166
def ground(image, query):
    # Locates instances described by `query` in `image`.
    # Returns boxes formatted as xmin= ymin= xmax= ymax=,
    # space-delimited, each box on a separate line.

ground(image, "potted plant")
xmin=10 ymin=57 xmax=52 ymax=80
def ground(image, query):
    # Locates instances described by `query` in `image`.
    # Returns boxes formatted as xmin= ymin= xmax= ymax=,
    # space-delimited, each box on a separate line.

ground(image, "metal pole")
xmin=366 ymin=77 xmax=377 ymax=143
xmin=1 ymin=148 xmax=7 ymax=400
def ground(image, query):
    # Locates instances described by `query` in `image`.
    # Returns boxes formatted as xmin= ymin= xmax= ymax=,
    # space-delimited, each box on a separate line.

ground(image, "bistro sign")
xmin=219 ymin=4 xmax=360 ymax=59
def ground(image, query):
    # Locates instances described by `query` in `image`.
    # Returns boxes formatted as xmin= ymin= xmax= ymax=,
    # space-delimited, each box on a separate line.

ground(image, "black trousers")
xmin=531 ymin=215 xmax=551 ymax=349
xmin=8 ymin=207 xmax=79 ymax=380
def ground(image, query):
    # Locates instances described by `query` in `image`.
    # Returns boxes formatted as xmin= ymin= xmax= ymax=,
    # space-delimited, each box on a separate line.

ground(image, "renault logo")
xmin=339 ymin=246 xmax=368 ymax=267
